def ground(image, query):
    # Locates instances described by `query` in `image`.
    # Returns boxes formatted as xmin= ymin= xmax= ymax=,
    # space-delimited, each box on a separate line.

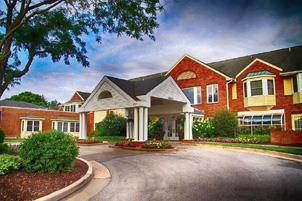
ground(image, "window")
xmin=182 ymin=86 xmax=202 ymax=105
xmin=0 ymin=111 xmax=2 ymax=121
xmin=293 ymin=73 xmax=302 ymax=93
xmin=251 ymin=80 xmax=263 ymax=96
xmin=57 ymin=122 xmax=63 ymax=131
xmin=63 ymin=122 xmax=68 ymax=132
xmin=177 ymin=71 xmax=197 ymax=80
xmin=26 ymin=120 xmax=40 ymax=132
xmin=76 ymin=123 xmax=80 ymax=132
xmin=244 ymin=82 xmax=247 ymax=97
xmin=70 ymin=122 xmax=75 ymax=132
xmin=292 ymin=114 xmax=302 ymax=131
xmin=267 ymin=79 xmax=274 ymax=95
xmin=207 ymin=84 xmax=218 ymax=103
xmin=99 ymin=91 xmax=112 ymax=99
xmin=65 ymin=105 xmax=70 ymax=112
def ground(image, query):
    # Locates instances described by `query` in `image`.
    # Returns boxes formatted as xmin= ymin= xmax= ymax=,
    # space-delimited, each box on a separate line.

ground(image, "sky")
xmin=2 ymin=0 xmax=302 ymax=103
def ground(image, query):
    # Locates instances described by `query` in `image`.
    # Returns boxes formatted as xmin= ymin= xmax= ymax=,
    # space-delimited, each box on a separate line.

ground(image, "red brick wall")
xmin=230 ymin=60 xmax=302 ymax=130
xmin=0 ymin=107 xmax=79 ymax=137
xmin=168 ymin=56 xmax=228 ymax=117
xmin=87 ymin=112 xmax=94 ymax=135
xmin=270 ymin=129 xmax=302 ymax=145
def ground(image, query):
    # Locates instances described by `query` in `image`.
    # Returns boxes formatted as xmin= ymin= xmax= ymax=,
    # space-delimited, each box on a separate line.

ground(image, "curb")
xmin=35 ymin=158 xmax=94 ymax=201
xmin=109 ymin=145 xmax=177 ymax=153
xmin=196 ymin=144 xmax=302 ymax=163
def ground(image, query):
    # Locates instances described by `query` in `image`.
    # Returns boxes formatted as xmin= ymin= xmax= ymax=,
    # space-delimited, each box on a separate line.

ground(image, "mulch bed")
xmin=0 ymin=159 xmax=88 ymax=201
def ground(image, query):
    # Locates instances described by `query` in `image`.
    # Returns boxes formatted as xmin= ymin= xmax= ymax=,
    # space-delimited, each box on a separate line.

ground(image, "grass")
xmin=90 ymin=136 xmax=125 ymax=142
xmin=4 ymin=138 xmax=23 ymax=143
xmin=195 ymin=142 xmax=302 ymax=155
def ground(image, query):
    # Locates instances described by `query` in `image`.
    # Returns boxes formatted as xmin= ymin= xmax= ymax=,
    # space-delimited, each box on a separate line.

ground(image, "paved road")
xmin=80 ymin=145 xmax=302 ymax=201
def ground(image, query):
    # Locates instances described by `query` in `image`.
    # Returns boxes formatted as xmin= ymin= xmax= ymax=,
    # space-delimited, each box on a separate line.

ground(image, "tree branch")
xmin=14 ymin=52 xmax=36 ymax=78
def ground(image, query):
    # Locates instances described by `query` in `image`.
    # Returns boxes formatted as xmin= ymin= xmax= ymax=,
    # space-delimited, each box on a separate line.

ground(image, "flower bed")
xmin=115 ymin=140 xmax=174 ymax=150
xmin=194 ymin=137 xmax=269 ymax=144
xmin=77 ymin=138 xmax=100 ymax=144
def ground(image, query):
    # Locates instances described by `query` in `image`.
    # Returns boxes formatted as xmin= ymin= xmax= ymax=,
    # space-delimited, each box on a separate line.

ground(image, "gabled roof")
xmin=208 ymin=45 xmax=302 ymax=77
xmin=106 ymin=76 xmax=168 ymax=100
xmin=0 ymin=100 xmax=46 ymax=109
xmin=76 ymin=91 xmax=91 ymax=101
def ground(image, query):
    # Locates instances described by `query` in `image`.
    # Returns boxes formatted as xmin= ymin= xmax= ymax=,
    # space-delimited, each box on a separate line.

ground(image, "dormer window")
xmin=243 ymin=71 xmax=275 ymax=97
xmin=98 ymin=90 xmax=112 ymax=99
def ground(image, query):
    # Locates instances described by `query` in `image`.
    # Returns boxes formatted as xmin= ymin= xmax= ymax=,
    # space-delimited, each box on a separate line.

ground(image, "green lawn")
xmin=4 ymin=138 xmax=23 ymax=143
xmin=195 ymin=142 xmax=302 ymax=155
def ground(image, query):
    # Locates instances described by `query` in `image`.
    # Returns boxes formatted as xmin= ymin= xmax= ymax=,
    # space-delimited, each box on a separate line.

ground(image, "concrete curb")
xmin=109 ymin=145 xmax=177 ymax=152
xmin=196 ymin=144 xmax=302 ymax=163
xmin=35 ymin=158 xmax=94 ymax=201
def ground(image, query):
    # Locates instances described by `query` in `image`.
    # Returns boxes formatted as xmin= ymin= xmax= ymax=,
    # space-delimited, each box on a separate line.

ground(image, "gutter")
xmin=226 ymin=79 xmax=234 ymax=110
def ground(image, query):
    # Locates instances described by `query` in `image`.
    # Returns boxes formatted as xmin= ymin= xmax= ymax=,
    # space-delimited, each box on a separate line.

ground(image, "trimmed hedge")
xmin=0 ymin=154 xmax=23 ymax=175
xmin=212 ymin=109 xmax=238 ymax=137
xmin=0 ymin=129 xmax=4 ymax=144
xmin=19 ymin=130 xmax=79 ymax=172
xmin=95 ymin=114 xmax=127 ymax=137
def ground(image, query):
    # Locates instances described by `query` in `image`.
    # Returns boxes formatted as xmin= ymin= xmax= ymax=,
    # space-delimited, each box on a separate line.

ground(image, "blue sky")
xmin=2 ymin=0 xmax=302 ymax=102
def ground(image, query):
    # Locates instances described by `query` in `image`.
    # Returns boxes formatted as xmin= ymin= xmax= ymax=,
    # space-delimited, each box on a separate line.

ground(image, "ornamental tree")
xmin=0 ymin=0 xmax=164 ymax=97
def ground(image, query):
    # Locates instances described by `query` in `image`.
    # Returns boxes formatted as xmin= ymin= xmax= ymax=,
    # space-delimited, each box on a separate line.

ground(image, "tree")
xmin=5 ymin=91 xmax=57 ymax=107
xmin=0 ymin=0 xmax=164 ymax=97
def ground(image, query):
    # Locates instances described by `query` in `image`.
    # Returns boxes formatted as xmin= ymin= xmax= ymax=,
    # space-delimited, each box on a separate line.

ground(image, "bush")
xmin=212 ymin=109 xmax=238 ymax=137
xmin=95 ymin=114 xmax=127 ymax=137
xmin=0 ymin=154 xmax=23 ymax=175
xmin=0 ymin=129 xmax=4 ymax=143
xmin=148 ymin=120 xmax=164 ymax=140
xmin=0 ymin=143 xmax=18 ymax=155
xmin=236 ymin=134 xmax=270 ymax=143
xmin=142 ymin=139 xmax=172 ymax=149
xmin=18 ymin=130 xmax=79 ymax=172
xmin=193 ymin=120 xmax=215 ymax=138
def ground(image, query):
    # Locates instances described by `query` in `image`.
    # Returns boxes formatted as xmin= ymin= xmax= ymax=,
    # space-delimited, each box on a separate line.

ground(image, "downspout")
xmin=226 ymin=79 xmax=233 ymax=110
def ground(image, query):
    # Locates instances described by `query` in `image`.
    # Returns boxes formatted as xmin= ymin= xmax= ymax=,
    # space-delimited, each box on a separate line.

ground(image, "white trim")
xmin=237 ymin=109 xmax=284 ymax=116
xmin=50 ymin=118 xmax=79 ymax=122
xmin=81 ymin=76 xmax=137 ymax=110
xmin=206 ymin=84 xmax=219 ymax=103
xmin=20 ymin=117 xmax=45 ymax=120
xmin=236 ymin=58 xmax=283 ymax=78
xmin=75 ymin=91 xmax=86 ymax=101
xmin=241 ymin=74 xmax=276 ymax=81
xmin=0 ymin=106 xmax=76 ymax=113
xmin=280 ymin=70 xmax=302 ymax=76
xmin=165 ymin=55 xmax=231 ymax=80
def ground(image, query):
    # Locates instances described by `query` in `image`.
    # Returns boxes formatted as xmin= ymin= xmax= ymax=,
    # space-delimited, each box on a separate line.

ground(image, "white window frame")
xmin=243 ymin=77 xmax=275 ymax=97
xmin=207 ymin=84 xmax=219 ymax=103
xmin=292 ymin=114 xmax=302 ymax=131
xmin=22 ymin=120 xmax=42 ymax=132
xmin=52 ymin=121 xmax=80 ymax=133
xmin=182 ymin=86 xmax=202 ymax=105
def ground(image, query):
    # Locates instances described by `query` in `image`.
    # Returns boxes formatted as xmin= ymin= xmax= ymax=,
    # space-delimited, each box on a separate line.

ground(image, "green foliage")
xmin=236 ymin=134 xmax=270 ymax=143
xmin=5 ymin=91 xmax=59 ymax=107
xmin=95 ymin=114 xmax=127 ymax=137
xmin=237 ymin=126 xmax=271 ymax=135
xmin=193 ymin=120 xmax=215 ymax=138
xmin=18 ymin=130 xmax=79 ymax=172
xmin=212 ymin=109 xmax=238 ymax=137
xmin=0 ymin=154 xmax=23 ymax=175
xmin=142 ymin=139 xmax=172 ymax=149
xmin=90 ymin=135 xmax=125 ymax=142
xmin=0 ymin=144 xmax=9 ymax=154
xmin=0 ymin=0 xmax=163 ymax=96
xmin=148 ymin=120 xmax=164 ymax=140
xmin=0 ymin=129 xmax=4 ymax=143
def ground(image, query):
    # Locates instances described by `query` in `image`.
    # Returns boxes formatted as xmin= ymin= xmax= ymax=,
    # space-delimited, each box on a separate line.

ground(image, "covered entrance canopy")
xmin=78 ymin=75 xmax=203 ymax=141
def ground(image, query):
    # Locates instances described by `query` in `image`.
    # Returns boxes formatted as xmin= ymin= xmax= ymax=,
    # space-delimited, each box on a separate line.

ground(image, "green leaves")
xmin=0 ymin=154 xmax=23 ymax=175
xmin=95 ymin=113 xmax=127 ymax=137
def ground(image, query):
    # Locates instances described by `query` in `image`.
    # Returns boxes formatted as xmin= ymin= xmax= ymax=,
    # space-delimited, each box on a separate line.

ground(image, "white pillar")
xmin=184 ymin=113 xmax=189 ymax=140
xmin=79 ymin=112 xmax=87 ymax=139
xmin=144 ymin=107 xmax=148 ymax=141
xmin=189 ymin=113 xmax=193 ymax=140
xmin=126 ymin=122 xmax=130 ymax=139
xmin=139 ymin=107 xmax=144 ymax=141
xmin=133 ymin=107 xmax=139 ymax=141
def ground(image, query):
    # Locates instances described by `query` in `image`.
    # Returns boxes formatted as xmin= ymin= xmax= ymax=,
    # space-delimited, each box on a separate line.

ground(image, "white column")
xmin=184 ymin=113 xmax=190 ymax=140
xmin=79 ymin=112 xmax=87 ymax=139
xmin=144 ymin=107 xmax=148 ymax=141
xmin=126 ymin=122 xmax=130 ymax=139
xmin=139 ymin=107 xmax=144 ymax=141
xmin=189 ymin=113 xmax=193 ymax=140
xmin=133 ymin=107 xmax=139 ymax=141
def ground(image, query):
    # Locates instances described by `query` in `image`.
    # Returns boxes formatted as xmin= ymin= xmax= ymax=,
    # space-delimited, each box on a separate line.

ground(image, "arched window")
xmin=177 ymin=71 xmax=197 ymax=80
xmin=98 ymin=90 xmax=112 ymax=99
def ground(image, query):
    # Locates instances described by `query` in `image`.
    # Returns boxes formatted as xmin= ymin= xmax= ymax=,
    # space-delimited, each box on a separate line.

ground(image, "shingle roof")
xmin=106 ymin=76 xmax=168 ymax=100
xmin=0 ymin=100 xmax=46 ymax=109
xmin=208 ymin=45 xmax=302 ymax=77
xmin=76 ymin=91 xmax=91 ymax=101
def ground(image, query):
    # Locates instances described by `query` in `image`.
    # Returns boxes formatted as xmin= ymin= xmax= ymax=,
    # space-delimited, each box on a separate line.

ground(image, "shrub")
xmin=19 ymin=130 xmax=79 ymax=172
xmin=142 ymin=139 xmax=172 ymax=149
xmin=193 ymin=120 xmax=215 ymax=138
xmin=236 ymin=134 xmax=270 ymax=143
xmin=0 ymin=143 xmax=18 ymax=155
xmin=148 ymin=120 xmax=164 ymax=140
xmin=0 ymin=154 xmax=23 ymax=175
xmin=95 ymin=114 xmax=127 ymax=137
xmin=212 ymin=109 xmax=238 ymax=137
xmin=0 ymin=143 xmax=9 ymax=154
xmin=0 ymin=129 xmax=4 ymax=143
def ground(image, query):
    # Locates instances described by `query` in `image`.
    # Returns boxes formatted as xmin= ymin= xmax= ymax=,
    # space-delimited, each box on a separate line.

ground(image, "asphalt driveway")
xmin=79 ymin=144 xmax=302 ymax=201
